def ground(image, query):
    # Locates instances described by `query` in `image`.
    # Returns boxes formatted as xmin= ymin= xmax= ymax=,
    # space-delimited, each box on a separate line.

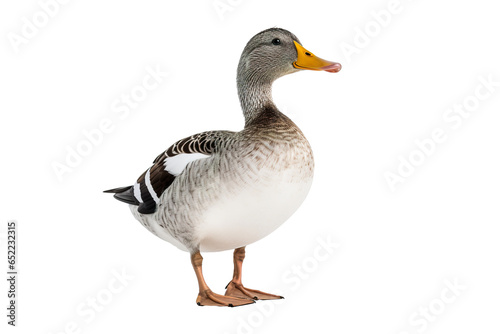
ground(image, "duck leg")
xmin=191 ymin=251 xmax=254 ymax=307
xmin=225 ymin=247 xmax=284 ymax=300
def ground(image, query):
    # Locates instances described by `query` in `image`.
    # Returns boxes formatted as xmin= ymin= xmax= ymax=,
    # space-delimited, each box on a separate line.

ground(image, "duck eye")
xmin=271 ymin=38 xmax=281 ymax=46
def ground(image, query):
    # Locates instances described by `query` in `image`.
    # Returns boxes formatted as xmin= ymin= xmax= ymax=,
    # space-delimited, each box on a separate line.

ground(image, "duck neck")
xmin=237 ymin=68 xmax=279 ymax=127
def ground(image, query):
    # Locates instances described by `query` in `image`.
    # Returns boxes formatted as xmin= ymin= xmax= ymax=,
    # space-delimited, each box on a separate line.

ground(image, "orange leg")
xmin=225 ymin=247 xmax=284 ymax=300
xmin=191 ymin=251 xmax=254 ymax=307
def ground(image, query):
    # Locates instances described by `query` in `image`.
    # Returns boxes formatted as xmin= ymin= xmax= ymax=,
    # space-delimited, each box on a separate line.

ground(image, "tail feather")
xmin=103 ymin=186 xmax=140 ymax=205
xmin=103 ymin=186 xmax=132 ymax=194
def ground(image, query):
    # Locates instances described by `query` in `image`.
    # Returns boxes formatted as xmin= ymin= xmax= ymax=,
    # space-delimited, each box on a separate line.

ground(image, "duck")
xmin=104 ymin=27 xmax=341 ymax=307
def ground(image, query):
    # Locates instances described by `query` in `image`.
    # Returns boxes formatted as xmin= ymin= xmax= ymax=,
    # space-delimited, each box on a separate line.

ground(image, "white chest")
xmin=197 ymin=169 xmax=313 ymax=252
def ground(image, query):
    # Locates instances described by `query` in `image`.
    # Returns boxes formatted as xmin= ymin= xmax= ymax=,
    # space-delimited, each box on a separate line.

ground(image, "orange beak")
xmin=293 ymin=41 xmax=342 ymax=73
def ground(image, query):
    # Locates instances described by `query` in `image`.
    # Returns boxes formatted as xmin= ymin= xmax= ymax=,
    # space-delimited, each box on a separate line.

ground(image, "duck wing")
xmin=104 ymin=130 xmax=233 ymax=214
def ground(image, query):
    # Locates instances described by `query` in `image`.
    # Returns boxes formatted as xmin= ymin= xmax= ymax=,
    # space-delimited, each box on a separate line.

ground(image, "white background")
xmin=1 ymin=0 xmax=499 ymax=333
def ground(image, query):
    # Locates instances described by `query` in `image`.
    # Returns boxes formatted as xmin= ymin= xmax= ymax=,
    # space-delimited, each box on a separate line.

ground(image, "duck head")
xmin=237 ymin=28 xmax=341 ymax=123
xmin=238 ymin=28 xmax=341 ymax=81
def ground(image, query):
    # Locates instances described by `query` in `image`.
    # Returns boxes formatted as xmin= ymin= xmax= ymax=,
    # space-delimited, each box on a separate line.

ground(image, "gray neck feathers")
xmin=237 ymin=57 xmax=278 ymax=127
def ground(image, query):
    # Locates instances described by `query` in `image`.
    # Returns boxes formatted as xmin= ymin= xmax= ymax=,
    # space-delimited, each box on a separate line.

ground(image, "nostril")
xmin=305 ymin=52 xmax=311 ymax=56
